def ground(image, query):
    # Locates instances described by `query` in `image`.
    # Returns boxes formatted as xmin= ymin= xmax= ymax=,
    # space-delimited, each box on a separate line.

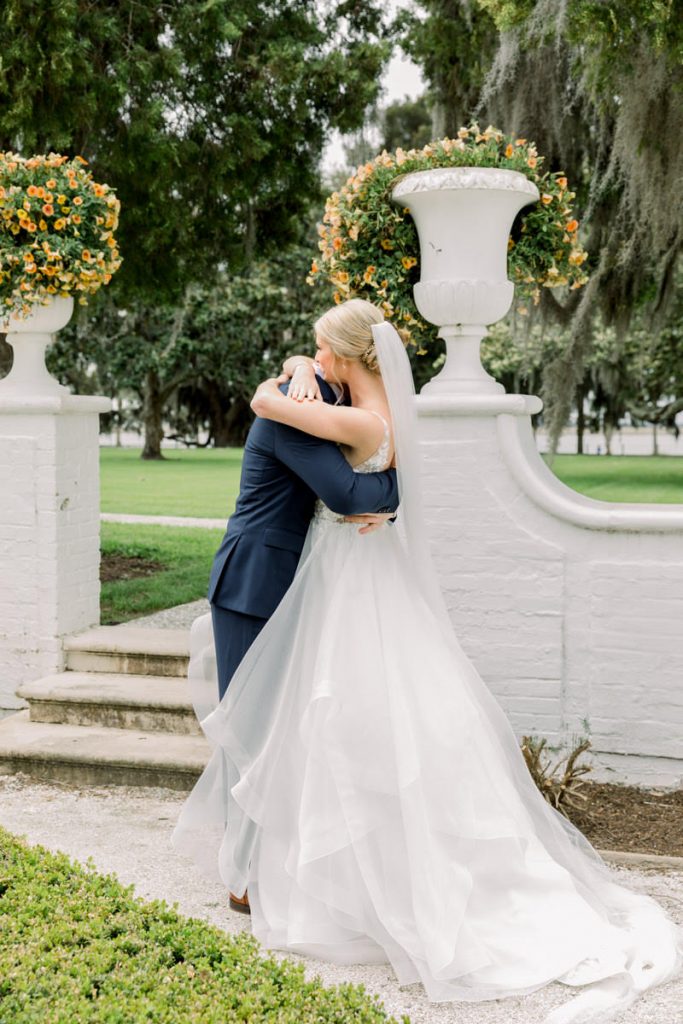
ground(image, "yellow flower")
xmin=401 ymin=256 xmax=417 ymax=270
xmin=541 ymin=193 xmax=553 ymax=205
xmin=39 ymin=219 xmax=48 ymax=231
xmin=381 ymin=238 xmax=394 ymax=250
xmin=505 ymin=144 xmax=514 ymax=158
xmin=54 ymin=219 xmax=66 ymax=230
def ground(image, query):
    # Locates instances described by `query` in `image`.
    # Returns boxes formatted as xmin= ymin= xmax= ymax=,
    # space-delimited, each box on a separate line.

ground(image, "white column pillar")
xmin=0 ymin=392 xmax=111 ymax=714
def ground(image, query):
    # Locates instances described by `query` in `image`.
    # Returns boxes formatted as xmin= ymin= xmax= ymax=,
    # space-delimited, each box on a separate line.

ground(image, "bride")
xmin=172 ymin=298 xmax=682 ymax=1023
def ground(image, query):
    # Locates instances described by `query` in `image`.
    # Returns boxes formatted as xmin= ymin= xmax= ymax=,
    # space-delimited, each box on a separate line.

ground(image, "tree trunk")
xmin=604 ymin=420 xmax=613 ymax=455
xmin=576 ymin=382 xmax=585 ymax=454
xmin=141 ymin=369 xmax=166 ymax=460
xmin=205 ymin=383 xmax=252 ymax=447
xmin=653 ymin=422 xmax=659 ymax=455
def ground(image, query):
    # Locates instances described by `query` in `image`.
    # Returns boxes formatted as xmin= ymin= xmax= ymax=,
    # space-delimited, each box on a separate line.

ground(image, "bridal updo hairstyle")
xmin=315 ymin=298 xmax=385 ymax=375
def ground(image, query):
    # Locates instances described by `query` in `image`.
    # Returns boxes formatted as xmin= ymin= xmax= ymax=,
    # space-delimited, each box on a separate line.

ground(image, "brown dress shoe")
xmin=229 ymin=889 xmax=251 ymax=915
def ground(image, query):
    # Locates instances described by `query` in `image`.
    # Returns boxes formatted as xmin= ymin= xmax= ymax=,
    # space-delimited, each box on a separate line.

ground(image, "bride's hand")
xmin=287 ymin=362 xmax=321 ymax=403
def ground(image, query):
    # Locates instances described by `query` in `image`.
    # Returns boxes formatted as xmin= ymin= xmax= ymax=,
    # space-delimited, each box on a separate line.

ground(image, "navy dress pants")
xmin=211 ymin=603 xmax=268 ymax=702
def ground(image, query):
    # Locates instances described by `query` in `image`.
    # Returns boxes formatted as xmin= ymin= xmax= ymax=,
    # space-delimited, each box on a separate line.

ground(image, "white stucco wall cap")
xmin=0 ymin=394 xmax=112 ymax=415
xmin=497 ymin=412 xmax=683 ymax=533
xmin=416 ymin=393 xmax=543 ymax=417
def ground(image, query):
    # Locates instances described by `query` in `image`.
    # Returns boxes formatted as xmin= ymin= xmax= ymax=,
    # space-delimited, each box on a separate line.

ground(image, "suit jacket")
xmin=208 ymin=377 xmax=399 ymax=618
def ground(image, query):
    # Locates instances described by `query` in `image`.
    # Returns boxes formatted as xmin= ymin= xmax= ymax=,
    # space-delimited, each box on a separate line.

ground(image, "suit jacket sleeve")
xmin=271 ymin=378 xmax=399 ymax=515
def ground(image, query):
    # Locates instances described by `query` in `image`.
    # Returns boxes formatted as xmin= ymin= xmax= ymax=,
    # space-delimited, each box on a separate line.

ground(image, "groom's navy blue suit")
xmin=208 ymin=377 xmax=399 ymax=700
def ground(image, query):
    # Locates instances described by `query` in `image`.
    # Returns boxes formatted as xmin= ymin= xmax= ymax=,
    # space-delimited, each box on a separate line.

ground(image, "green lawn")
xmin=100 ymin=446 xmax=243 ymax=518
xmin=100 ymin=523 xmax=223 ymax=624
xmin=101 ymin=448 xmax=683 ymax=520
xmin=546 ymin=454 xmax=683 ymax=504
xmin=99 ymin=449 xmax=683 ymax=624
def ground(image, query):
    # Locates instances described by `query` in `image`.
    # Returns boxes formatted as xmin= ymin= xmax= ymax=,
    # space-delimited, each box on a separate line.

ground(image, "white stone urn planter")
xmin=0 ymin=295 xmax=74 ymax=397
xmin=392 ymin=167 xmax=539 ymax=395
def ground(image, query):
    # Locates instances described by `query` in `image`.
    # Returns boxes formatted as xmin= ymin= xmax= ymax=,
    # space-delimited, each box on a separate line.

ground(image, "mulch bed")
xmin=564 ymin=781 xmax=683 ymax=858
xmin=100 ymin=553 xmax=165 ymax=583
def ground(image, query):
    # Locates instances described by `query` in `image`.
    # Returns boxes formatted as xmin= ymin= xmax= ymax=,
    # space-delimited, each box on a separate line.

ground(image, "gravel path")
xmin=102 ymin=513 xmax=226 ymax=529
xmin=0 ymin=774 xmax=681 ymax=1024
xmin=128 ymin=598 xmax=210 ymax=630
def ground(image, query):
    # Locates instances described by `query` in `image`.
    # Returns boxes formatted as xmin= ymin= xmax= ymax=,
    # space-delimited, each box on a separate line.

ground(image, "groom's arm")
xmin=272 ymin=423 xmax=399 ymax=516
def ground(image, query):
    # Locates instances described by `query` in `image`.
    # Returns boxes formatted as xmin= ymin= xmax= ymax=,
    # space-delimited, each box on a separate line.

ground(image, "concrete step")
xmin=0 ymin=711 xmax=210 ymax=790
xmin=64 ymin=626 xmax=190 ymax=677
xmin=16 ymin=672 xmax=202 ymax=736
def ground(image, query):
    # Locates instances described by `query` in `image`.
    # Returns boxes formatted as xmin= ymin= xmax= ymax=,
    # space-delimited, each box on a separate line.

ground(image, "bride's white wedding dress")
xmin=172 ymin=325 xmax=682 ymax=1023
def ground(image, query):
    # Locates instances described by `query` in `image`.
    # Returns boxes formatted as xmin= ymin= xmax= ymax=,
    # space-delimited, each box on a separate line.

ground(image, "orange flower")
xmin=515 ymin=138 xmax=527 ymax=146
xmin=401 ymin=256 xmax=417 ymax=270
xmin=541 ymin=193 xmax=553 ymax=205
xmin=72 ymin=214 xmax=81 ymax=224
xmin=556 ymin=176 xmax=567 ymax=189
xmin=46 ymin=179 xmax=57 ymax=189
xmin=505 ymin=143 xmax=514 ymax=158
xmin=566 ymin=219 xmax=578 ymax=233
xmin=527 ymin=157 xmax=537 ymax=169
xmin=73 ymin=196 xmax=83 ymax=206
xmin=310 ymin=260 xmax=319 ymax=274
xmin=82 ymin=249 xmax=92 ymax=261
xmin=42 ymin=203 xmax=54 ymax=216
xmin=27 ymin=185 xmax=39 ymax=197
xmin=36 ymin=187 xmax=45 ymax=199
xmin=332 ymin=236 xmax=343 ymax=251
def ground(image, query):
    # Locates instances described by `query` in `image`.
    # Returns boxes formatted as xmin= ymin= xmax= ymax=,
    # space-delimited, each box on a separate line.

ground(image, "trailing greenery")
xmin=0 ymin=826 xmax=406 ymax=1024
xmin=100 ymin=524 xmax=223 ymax=625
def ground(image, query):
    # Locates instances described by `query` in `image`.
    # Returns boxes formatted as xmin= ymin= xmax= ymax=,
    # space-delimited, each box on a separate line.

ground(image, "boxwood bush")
xmin=0 ymin=826 xmax=408 ymax=1024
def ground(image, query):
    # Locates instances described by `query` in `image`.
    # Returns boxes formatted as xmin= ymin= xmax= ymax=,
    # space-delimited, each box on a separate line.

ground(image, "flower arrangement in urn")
xmin=0 ymin=150 xmax=122 ymax=320
xmin=310 ymin=123 xmax=588 ymax=352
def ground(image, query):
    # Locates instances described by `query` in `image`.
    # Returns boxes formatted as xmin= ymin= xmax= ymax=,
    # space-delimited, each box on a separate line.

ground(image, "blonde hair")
xmin=315 ymin=298 xmax=385 ymax=375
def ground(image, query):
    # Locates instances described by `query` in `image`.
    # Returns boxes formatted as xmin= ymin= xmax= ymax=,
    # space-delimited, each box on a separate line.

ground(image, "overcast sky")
xmin=322 ymin=46 xmax=426 ymax=172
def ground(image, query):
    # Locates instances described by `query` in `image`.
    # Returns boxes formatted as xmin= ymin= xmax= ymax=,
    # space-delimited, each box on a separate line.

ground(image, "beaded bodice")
xmin=313 ymin=412 xmax=391 ymax=525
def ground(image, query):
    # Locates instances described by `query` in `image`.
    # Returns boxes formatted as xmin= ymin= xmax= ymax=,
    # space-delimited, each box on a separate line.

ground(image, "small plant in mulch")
xmin=521 ymin=735 xmax=593 ymax=819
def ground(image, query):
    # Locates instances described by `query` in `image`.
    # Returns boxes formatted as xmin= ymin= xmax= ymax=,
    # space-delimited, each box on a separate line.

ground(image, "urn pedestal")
xmin=392 ymin=167 xmax=538 ymax=395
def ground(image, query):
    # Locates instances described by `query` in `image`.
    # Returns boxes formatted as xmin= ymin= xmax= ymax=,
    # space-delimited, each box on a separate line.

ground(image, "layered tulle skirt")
xmin=172 ymin=516 xmax=682 ymax=1021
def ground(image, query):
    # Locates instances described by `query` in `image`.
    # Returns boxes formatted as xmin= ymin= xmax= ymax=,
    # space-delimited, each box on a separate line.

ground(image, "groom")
xmin=207 ymin=368 xmax=398 ymax=703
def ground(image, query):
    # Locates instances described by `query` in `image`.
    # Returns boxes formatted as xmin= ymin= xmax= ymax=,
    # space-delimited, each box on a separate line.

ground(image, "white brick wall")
xmin=418 ymin=397 xmax=683 ymax=787
xmin=0 ymin=396 xmax=109 ymax=710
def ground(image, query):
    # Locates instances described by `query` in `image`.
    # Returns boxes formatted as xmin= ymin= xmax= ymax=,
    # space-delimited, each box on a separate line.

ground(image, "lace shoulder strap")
xmin=367 ymin=409 xmax=390 ymax=437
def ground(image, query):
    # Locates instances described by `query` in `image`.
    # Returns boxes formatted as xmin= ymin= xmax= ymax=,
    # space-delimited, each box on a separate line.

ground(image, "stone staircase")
xmin=0 ymin=626 xmax=210 ymax=790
